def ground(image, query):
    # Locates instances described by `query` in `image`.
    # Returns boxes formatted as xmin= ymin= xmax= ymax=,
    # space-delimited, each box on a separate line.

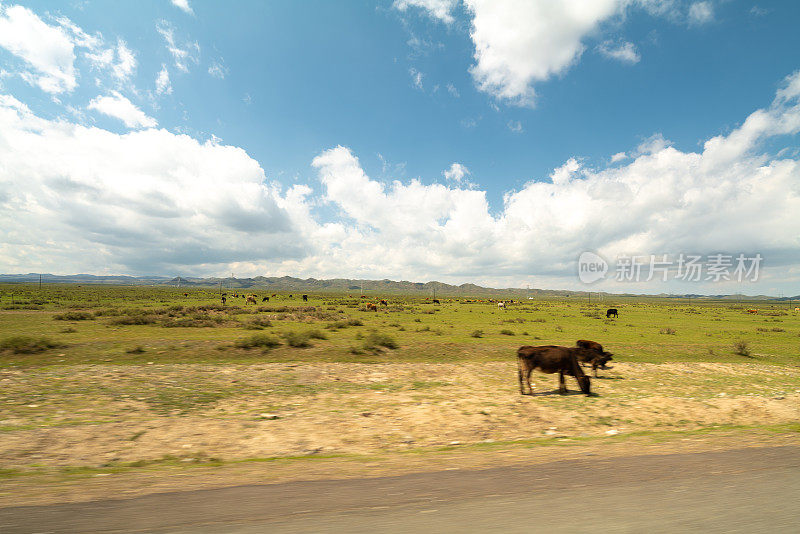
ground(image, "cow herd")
xmin=517 ymin=339 xmax=614 ymax=397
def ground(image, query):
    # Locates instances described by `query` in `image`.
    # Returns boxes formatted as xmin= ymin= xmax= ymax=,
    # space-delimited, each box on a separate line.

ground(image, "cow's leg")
xmin=558 ymin=369 xmax=567 ymax=394
xmin=517 ymin=358 xmax=526 ymax=394
xmin=592 ymin=362 xmax=599 ymax=378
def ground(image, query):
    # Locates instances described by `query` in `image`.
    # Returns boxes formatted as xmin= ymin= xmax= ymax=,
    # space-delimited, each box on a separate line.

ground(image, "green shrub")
xmin=126 ymin=345 xmax=146 ymax=354
xmin=363 ymin=330 xmax=399 ymax=351
xmin=0 ymin=335 xmax=64 ymax=354
xmin=660 ymin=327 xmax=677 ymax=335
xmin=470 ymin=329 xmax=483 ymax=338
xmin=499 ymin=329 xmax=515 ymax=336
xmin=243 ymin=317 xmax=272 ymax=330
xmin=308 ymin=329 xmax=328 ymax=340
xmin=234 ymin=334 xmax=282 ymax=350
xmin=282 ymin=331 xmax=312 ymax=348
xmin=733 ymin=340 xmax=751 ymax=357
xmin=53 ymin=311 xmax=95 ymax=321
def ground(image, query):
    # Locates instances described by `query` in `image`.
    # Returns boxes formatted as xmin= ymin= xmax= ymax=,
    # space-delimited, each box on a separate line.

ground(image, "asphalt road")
xmin=2 ymin=445 xmax=799 ymax=533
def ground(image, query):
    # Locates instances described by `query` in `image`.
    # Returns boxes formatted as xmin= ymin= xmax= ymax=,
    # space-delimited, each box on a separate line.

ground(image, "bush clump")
xmin=243 ymin=317 xmax=273 ymax=330
xmin=0 ymin=335 xmax=64 ymax=354
xmin=282 ymin=331 xmax=312 ymax=348
xmin=53 ymin=311 xmax=95 ymax=321
xmin=234 ymin=334 xmax=282 ymax=350
xmin=733 ymin=340 xmax=751 ymax=357
xmin=363 ymin=330 xmax=398 ymax=351
xmin=499 ymin=329 xmax=515 ymax=336
xmin=470 ymin=329 xmax=484 ymax=338
xmin=660 ymin=327 xmax=677 ymax=335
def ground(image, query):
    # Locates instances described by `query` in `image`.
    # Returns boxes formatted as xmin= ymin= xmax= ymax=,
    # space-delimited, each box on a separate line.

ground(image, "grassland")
xmin=1 ymin=283 xmax=799 ymax=503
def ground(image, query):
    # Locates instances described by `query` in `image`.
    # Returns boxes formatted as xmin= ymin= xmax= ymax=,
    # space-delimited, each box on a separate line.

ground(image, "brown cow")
xmin=379 ymin=299 xmax=388 ymax=306
xmin=366 ymin=303 xmax=378 ymax=311
xmin=246 ymin=295 xmax=257 ymax=304
xmin=517 ymin=345 xmax=591 ymax=396
xmin=747 ymin=309 xmax=758 ymax=314
xmin=575 ymin=340 xmax=614 ymax=377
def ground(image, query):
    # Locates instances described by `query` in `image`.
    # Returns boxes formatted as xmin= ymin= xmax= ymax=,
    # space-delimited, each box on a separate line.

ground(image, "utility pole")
xmin=39 ymin=274 xmax=42 ymax=290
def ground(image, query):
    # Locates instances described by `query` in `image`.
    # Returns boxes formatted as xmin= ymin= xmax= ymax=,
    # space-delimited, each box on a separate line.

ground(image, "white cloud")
xmin=446 ymin=83 xmax=460 ymax=97
xmin=170 ymin=0 xmax=194 ymax=15
xmin=0 ymin=5 xmax=77 ymax=93
xmin=208 ymin=59 xmax=228 ymax=79
xmin=88 ymin=91 xmax=157 ymax=128
xmin=3 ymin=71 xmax=800 ymax=291
xmin=0 ymin=94 xmax=300 ymax=275
xmin=443 ymin=162 xmax=470 ymax=182
xmin=156 ymin=20 xmax=200 ymax=73
xmin=610 ymin=151 xmax=628 ymax=163
xmin=409 ymin=67 xmax=424 ymax=90
xmin=688 ymin=1 xmax=714 ymax=25
xmin=597 ymin=39 xmax=640 ymax=64
xmin=465 ymin=0 xmax=623 ymax=107
xmin=112 ymin=39 xmax=136 ymax=81
xmin=155 ymin=64 xmax=172 ymax=95
xmin=393 ymin=0 xmax=458 ymax=24
xmin=549 ymin=157 xmax=581 ymax=185
xmin=507 ymin=120 xmax=523 ymax=133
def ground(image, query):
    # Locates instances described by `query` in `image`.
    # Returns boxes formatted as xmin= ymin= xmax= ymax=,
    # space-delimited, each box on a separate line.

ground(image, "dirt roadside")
xmin=2 ymin=427 xmax=799 ymax=508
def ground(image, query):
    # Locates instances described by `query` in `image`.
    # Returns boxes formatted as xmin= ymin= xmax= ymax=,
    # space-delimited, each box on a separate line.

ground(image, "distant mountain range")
xmin=0 ymin=273 xmax=795 ymax=301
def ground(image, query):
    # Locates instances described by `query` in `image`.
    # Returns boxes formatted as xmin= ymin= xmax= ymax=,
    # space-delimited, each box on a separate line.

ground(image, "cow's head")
xmin=577 ymin=375 xmax=592 ymax=396
xmin=596 ymin=352 xmax=614 ymax=369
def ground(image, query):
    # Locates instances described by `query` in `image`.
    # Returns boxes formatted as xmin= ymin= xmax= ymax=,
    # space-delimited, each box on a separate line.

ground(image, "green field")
xmin=2 ymin=283 xmax=799 ymax=500
xmin=1 ymin=283 xmax=798 ymax=367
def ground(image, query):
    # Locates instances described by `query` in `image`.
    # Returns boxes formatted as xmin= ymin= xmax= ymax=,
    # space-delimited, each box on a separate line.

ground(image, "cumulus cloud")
xmin=597 ymin=39 xmax=640 ymax=64
xmin=156 ymin=20 xmax=200 ymax=73
xmin=0 ymin=94 xmax=301 ymax=274
xmin=155 ymin=64 xmax=172 ymax=95
xmin=393 ymin=0 xmax=458 ymax=24
xmin=88 ymin=91 xmax=157 ymax=128
xmin=465 ymin=0 xmax=622 ymax=106
xmin=0 ymin=5 xmax=77 ymax=93
xmin=170 ymin=0 xmax=194 ymax=15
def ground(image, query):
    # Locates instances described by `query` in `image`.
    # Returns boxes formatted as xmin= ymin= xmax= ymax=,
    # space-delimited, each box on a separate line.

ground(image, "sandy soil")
xmin=2 ymin=361 xmax=799 ymax=470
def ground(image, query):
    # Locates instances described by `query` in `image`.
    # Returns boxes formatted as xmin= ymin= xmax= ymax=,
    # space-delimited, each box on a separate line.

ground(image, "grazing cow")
xmin=366 ymin=303 xmax=378 ymax=311
xmin=795 ymin=307 xmax=800 ymax=312
xmin=747 ymin=309 xmax=758 ymax=314
xmin=606 ymin=308 xmax=618 ymax=318
xmin=517 ymin=345 xmax=591 ymax=396
xmin=302 ymin=294 xmax=308 ymax=302
xmin=361 ymin=295 xmax=367 ymax=299
xmin=272 ymin=294 xmax=276 ymax=297
xmin=221 ymin=296 xmax=226 ymax=305
xmin=498 ymin=302 xmax=506 ymax=309
xmin=262 ymin=296 xmax=269 ymax=302
xmin=380 ymin=299 xmax=388 ymax=306
xmin=575 ymin=340 xmax=614 ymax=377
xmin=433 ymin=299 xmax=440 ymax=304
xmin=246 ymin=295 xmax=257 ymax=304
xmin=183 ymin=293 xmax=188 ymax=297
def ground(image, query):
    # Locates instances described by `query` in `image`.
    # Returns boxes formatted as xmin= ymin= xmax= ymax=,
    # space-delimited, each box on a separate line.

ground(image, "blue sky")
xmin=1 ymin=0 xmax=799 ymax=295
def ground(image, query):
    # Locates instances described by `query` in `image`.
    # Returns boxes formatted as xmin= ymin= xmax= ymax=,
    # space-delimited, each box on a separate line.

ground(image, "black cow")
xmin=302 ymin=294 xmax=308 ymax=302
xmin=262 ymin=296 xmax=269 ymax=302
xmin=575 ymin=340 xmax=614 ymax=377
xmin=606 ymin=308 xmax=618 ymax=318
xmin=517 ymin=345 xmax=591 ymax=396
xmin=433 ymin=299 xmax=440 ymax=304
